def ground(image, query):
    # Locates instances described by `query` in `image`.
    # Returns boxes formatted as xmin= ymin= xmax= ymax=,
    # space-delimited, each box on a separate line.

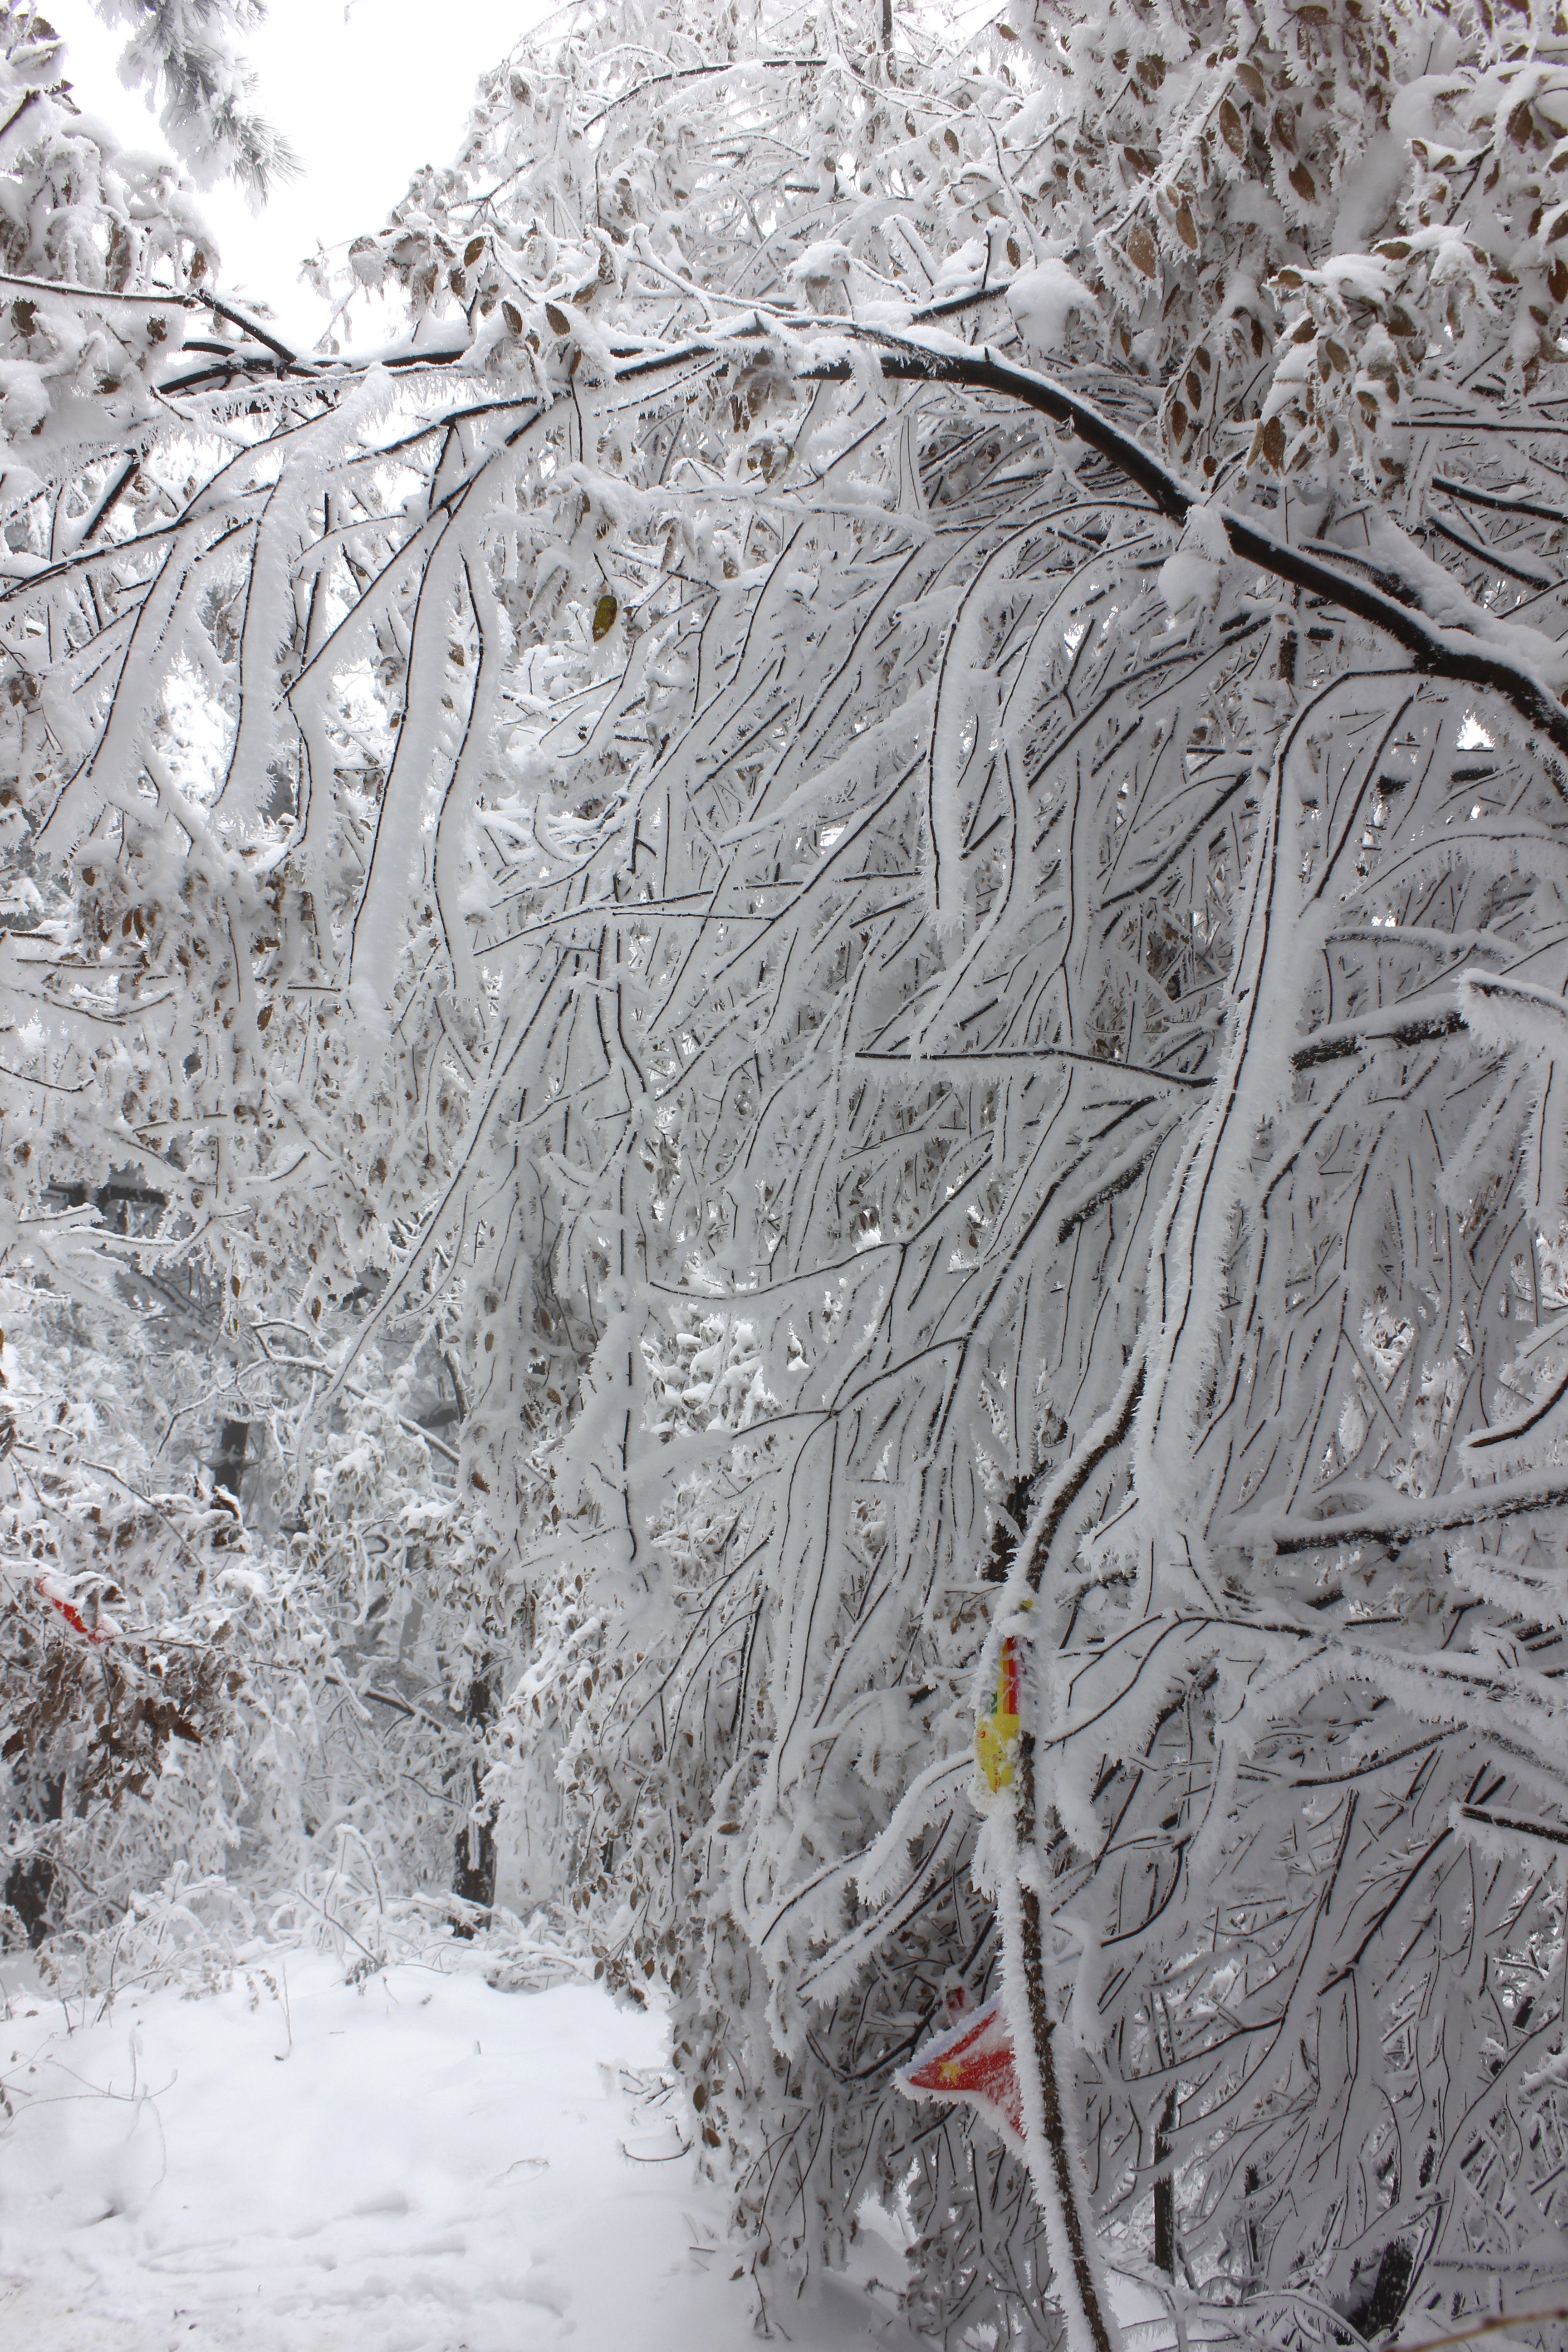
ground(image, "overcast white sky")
xmin=49 ymin=0 xmax=550 ymax=343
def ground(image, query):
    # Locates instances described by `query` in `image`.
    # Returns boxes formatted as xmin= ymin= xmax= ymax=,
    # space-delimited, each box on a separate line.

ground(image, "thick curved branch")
xmin=786 ymin=325 xmax=1568 ymax=759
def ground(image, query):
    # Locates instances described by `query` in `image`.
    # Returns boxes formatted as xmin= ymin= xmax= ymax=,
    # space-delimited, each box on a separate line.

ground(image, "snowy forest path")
xmin=0 ymin=1955 xmax=914 ymax=2352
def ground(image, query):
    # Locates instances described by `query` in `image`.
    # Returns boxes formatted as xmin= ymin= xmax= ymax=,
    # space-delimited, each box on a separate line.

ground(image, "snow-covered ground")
xmin=0 ymin=1952 xmax=917 ymax=2352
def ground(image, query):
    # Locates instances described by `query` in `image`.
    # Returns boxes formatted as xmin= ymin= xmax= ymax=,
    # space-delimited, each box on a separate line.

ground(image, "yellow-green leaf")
xmin=592 ymin=593 xmax=618 ymax=642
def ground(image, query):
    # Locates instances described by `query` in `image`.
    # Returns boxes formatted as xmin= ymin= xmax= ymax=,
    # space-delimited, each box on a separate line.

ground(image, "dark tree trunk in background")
xmin=452 ymin=1671 xmax=496 ymax=1929
xmin=3 ymin=1772 xmax=64 ymax=1947
xmin=211 ymin=1419 xmax=250 ymax=1507
xmin=1154 ymin=2088 xmax=1179 ymax=2279
xmin=1343 ymin=2243 xmax=1413 ymax=2341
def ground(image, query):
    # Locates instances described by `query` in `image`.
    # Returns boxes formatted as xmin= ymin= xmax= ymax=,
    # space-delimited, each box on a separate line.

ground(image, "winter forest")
xmin=11 ymin=0 xmax=1568 ymax=2344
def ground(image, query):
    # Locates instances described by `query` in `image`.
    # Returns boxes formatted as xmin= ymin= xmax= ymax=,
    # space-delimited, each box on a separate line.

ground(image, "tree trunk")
xmin=1153 ymin=2088 xmax=1178 ymax=2278
xmin=3 ymin=1772 xmax=64 ymax=1948
xmin=452 ymin=1671 xmax=496 ymax=1930
xmin=211 ymin=1418 xmax=250 ymax=1507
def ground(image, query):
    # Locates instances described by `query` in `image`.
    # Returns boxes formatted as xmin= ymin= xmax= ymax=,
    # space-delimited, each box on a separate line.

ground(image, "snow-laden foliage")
xmin=10 ymin=0 xmax=1568 ymax=2344
xmin=0 ymin=8 xmax=516 ymax=1987
xmin=95 ymin=0 xmax=298 ymax=196
xmin=0 ymin=1150 xmax=517 ymax=1973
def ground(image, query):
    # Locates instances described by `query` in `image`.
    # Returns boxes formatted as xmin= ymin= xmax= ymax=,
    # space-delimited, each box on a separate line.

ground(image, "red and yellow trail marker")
xmin=898 ymin=1992 xmax=1024 ymax=2153
xmin=975 ymin=1629 xmax=1021 ymax=1795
